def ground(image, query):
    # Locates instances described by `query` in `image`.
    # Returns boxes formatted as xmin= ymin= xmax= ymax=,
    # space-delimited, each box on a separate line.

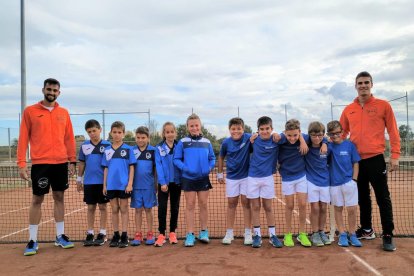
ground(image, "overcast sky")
xmin=1 ymin=0 xmax=413 ymax=142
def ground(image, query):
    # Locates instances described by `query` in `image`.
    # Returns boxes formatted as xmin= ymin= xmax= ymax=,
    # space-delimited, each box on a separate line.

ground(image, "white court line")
xmin=0 ymin=206 xmax=29 ymax=216
xmin=0 ymin=206 xmax=87 ymax=240
xmin=275 ymin=195 xmax=382 ymax=276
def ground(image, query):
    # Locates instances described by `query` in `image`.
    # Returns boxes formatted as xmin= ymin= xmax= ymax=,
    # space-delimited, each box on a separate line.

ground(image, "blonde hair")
xmin=186 ymin=113 xmax=201 ymax=125
xmin=161 ymin=122 xmax=176 ymax=140
xmin=285 ymin=119 xmax=300 ymax=131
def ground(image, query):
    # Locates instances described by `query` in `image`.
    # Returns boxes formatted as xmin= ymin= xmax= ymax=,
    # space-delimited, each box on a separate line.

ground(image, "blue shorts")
xmin=130 ymin=189 xmax=157 ymax=208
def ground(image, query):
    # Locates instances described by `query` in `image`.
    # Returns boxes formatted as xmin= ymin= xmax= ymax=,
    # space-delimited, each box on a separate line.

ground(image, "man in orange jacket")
xmin=340 ymin=71 xmax=400 ymax=252
xmin=17 ymin=78 xmax=76 ymax=256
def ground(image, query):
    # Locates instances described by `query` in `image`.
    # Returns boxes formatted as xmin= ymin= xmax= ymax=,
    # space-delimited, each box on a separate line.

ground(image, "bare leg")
xmin=145 ymin=208 xmax=153 ymax=232
xmin=52 ymin=191 xmax=65 ymax=223
xmin=110 ymin=199 xmax=120 ymax=232
xmin=135 ymin=208 xmax=143 ymax=233
xmin=98 ymin=203 xmax=107 ymax=231
xmin=184 ymin=191 xmax=196 ymax=233
xmin=347 ymin=205 xmax=358 ymax=233
xmin=119 ymin=199 xmax=129 ymax=232
xmin=198 ymin=191 xmax=209 ymax=229
xmin=29 ymin=195 xmax=44 ymax=225
xmin=250 ymin=198 xmax=261 ymax=227
xmin=87 ymin=204 xmax=97 ymax=231
xmin=310 ymin=202 xmax=319 ymax=232
xmin=241 ymin=195 xmax=251 ymax=229
xmin=297 ymin=193 xmax=308 ymax=233
xmin=226 ymin=196 xmax=239 ymax=229
xmin=284 ymin=195 xmax=294 ymax=233
xmin=334 ymin=206 xmax=344 ymax=233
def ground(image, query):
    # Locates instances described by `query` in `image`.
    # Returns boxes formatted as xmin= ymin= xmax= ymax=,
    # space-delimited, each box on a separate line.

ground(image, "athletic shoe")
xmin=319 ymin=231 xmax=331 ymax=245
xmin=169 ymin=232 xmax=178 ymax=244
xmin=269 ymin=235 xmax=283 ymax=248
xmin=356 ymin=227 xmax=376 ymax=240
xmin=198 ymin=229 xmax=210 ymax=243
xmin=24 ymin=240 xmax=39 ymax=256
xmin=311 ymin=232 xmax=324 ymax=247
xmin=349 ymin=233 xmax=362 ymax=247
xmin=382 ymin=234 xmax=396 ymax=252
xmin=222 ymin=232 xmax=234 ymax=245
xmin=338 ymin=232 xmax=349 ymax=247
xmin=118 ymin=235 xmax=129 ymax=248
xmin=130 ymin=232 xmax=143 ymax=246
xmin=252 ymin=235 xmax=262 ymax=248
xmin=94 ymin=233 xmax=107 ymax=246
xmin=297 ymin=232 xmax=312 ymax=247
xmin=83 ymin=233 xmax=94 ymax=247
xmin=55 ymin=234 xmax=75 ymax=249
xmin=244 ymin=232 xmax=253 ymax=245
xmin=109 ymin=234 xmax=120 ymax=247
xmin=283 ymin=233 xmax=294 ymax=247
xmin=184 ymin=233 xmax=195 ymax=247
xmin=145 ymin=231 xmax=155 ymax=245
xmin=155 ymin=234 xmax=166 ymax=247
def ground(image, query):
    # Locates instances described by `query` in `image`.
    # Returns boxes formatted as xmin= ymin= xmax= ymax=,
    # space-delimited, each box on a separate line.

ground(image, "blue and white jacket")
xmin=155 ymin=140 xmax=181 ymax=185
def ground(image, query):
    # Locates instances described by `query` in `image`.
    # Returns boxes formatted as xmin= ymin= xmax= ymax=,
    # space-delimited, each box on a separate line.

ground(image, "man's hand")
xmin=389 ymin=158 xmax=399 ymax=172
xmin=19 ymin=165 xmax=30 ymax=181
xmin=69 ymin=163 xmax=76 ymax=176
xmin=217 ymin=172 xmax=224 ymax=184
xmin=76 ymin=176 xmax=83 ymax=192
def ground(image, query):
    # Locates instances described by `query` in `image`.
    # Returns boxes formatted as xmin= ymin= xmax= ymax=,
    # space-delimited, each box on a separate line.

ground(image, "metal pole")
xmin=148 ymin=109 xmax=151 ymax=135
xmin=20 ymin=0 xmax=26 ymax=115
xmin=238 ymin=106 xmax=239 ymax=117
xmin=331 ymin=102 xmax=333 ymax=121
xmin=8 ymin=128 xmax=12 ymax=163
xmin=406 ymin=92 xmax=409 ymax=156
xmin=284 ymin=104 xmax=287 ymax=122
xmin=102 ymin=110 xmax=105 ymax=140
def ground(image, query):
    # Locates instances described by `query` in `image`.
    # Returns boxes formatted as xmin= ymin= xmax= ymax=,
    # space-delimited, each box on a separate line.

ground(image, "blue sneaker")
xmin=198 ymin=230 xmax=210 ymax=243
xmin=269 ymin=235 xmax=283 ymax=248
xmin=24 ymin=240 xmax=39 ymax=256
xmin=338 ymin=232 xmax=349 ymax=247
xmin=185 ymin=233 xmax=195 ymax=247
xmin=349 ymin=233 xmax=362 ymax=247
xmin=145 ymin=231 xmax=155 ymax=245
xmin=252 ymin=235 xmax=262 ymax=248
xmin=55 ymin=234 xmax=74 ymax=249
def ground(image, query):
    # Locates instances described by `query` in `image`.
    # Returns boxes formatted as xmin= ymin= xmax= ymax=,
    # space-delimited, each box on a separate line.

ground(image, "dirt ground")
xmin=0 ymin=237 xmax=413 ymax=276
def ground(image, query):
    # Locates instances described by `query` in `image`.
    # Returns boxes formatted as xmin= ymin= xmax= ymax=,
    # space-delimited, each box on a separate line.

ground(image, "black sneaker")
xmin=382 ymin=235 xmax=396 ymax=251
xmin=94 ymin=233 xmax=107 ymax=246
xmin=356 ymin=227 xmax=376 ymax=240
xmin=119 ymin=235 xmax=129 ymax=248
xmin=83 ymin=233 xmax=94 ymax=246
xmin=109 ymin=234 xmax=120 ymax=247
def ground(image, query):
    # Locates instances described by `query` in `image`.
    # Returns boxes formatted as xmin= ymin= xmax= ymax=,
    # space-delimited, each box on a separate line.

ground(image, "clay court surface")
xmin=0 ymin=238 xmax=413 ymax=275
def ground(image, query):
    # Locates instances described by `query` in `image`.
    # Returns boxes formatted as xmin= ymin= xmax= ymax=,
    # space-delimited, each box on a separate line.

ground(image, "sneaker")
xmin=184 ymin=233 xmax=195 ymax=247
xmin=155 ymin=234 xmax=166 ymax=247
xmin=222 ymin=232 xmax=234 ymax=245
xmin=297 ymin=232 xmax=312 ymax=247
xmin=338 ymin=232 xmax=349 ymax=247
xmin=94 ymin=233 xmax=107 ymax=246
xmin=283 ymin=233 xmax=294 ymax=247
xmin=244 ymin=232 xmax=253 ymax=245
xmin=130 ymin=232 xmax=143 ymax=246
xmin=119 ymin=235 xmax=129 ymax=248
xmin=198 ymin=229 xmax=210 ymax=243
xmin=169 ymin=232 xmax=178 ymax=244
xmin=382 ymin=234 xmax=396 ymax=252
xmin=311 ymin=232 xmax=324 ymax=247
xmin=55 ymin=234 xmax=75 ymax=249
xmin=269 ymin=235 xmax=283 ymax=248
xmin=319 ymin=231 xmax=331 ymax=245
xmin=83 ymin=233 xmax=94 ymax=247
xmin=24 ymin=240 xmax=39 ymax=256
xmin=356 ymin=227 xmax=376 ymax=240
xmin=109 ymin=234 xmax=120 ymax=247
xmin=349 ymin=233 xmax=362 ymax=247
xmin=145 ymin=231 xmax=155 ymax=245
xmin=252 ymin=235 xmax=262 ymax=248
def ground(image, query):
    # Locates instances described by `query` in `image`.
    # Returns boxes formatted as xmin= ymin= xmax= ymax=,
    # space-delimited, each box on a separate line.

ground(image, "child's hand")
xmin=125 ymin=184 xmax=132 ymax=193
xmin=76 ymin=177 xmax=83 ymax=192
xmin=103 ymin=186 xmax=107 ymax=196
xmin=161 ymin=185 xmax=168 ymax=193
xmin=249 ymin=133 xmax=258 ymax=143
xmin=320 ymin=143 xmax=328 ymax=154
xmin=299 ymin=142 xmax=309 ymax=155
xmin=272 ymin=133 xmax=281 ymax=142
xmin=217 ymin=172 xmax=224 ymax=184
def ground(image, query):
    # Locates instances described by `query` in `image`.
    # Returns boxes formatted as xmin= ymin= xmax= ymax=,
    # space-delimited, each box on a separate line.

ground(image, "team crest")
xmin=146 ymin=152 xmax=152 ymax=159
xmin=100 ymin=146 xmax=105 ymax=153
xmin=120 ymin=150 xmax=127 ymax=157
xmin=38 ymin=177 xmax=49 ymax=189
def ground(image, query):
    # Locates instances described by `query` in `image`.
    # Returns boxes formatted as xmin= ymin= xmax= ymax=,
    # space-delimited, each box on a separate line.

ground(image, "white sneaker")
xmin=222 ymin=232 xmax=234 ymax=245
xmin=244 ymin=232 xmax=253 ymax=245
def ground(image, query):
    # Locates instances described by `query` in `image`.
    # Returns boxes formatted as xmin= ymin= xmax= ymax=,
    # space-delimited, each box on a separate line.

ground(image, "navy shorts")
xmin=181 ymin=176 xmax=212 ymax=192
xmin=130 ymin=189 xmax=157 ymax=208
xmin=84 ymin=184 xmax=109 ymax=205
xmin=31 ymin=163 xmax=69 ymax=196
xmin=106 ymin=190 xmax=131 ymax=200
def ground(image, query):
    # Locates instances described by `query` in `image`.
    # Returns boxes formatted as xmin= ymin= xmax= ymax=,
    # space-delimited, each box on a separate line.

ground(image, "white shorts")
xmin=226 ymin=178 xmax=248 ymax=197
xmin=282 ymin=175 xmax=307 ymax=196
xmin=330 ymin=180 xmax=358 ymax=207
xmin=247 ymin=175 xmax=275 ymax=199
xmin=307 ymin=180 xmax=330 ymax=203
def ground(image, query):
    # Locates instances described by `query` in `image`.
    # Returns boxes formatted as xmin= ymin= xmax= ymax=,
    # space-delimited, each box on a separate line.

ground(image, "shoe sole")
xmin=185 ymin=243 xmax=194 ymax=247
xmin=199 ymin=239 xmax=209 ymax=244
xmin=252 ymin=243 xmax=262 ymax=248
xmin=383 ymin=247 xmax=396 ymax=251
xmin=269 ymin=241 xmax=283 ymax=248
xmin=55 ymin=243 xmax=74 ymax=249
xmin=94 ymin=241 xmax=107 ymax=246
xmin=357 ymin=236 xmax=376 ymax=240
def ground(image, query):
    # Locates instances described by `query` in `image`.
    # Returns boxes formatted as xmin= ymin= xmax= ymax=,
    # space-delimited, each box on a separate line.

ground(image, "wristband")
xmin=217 ymin=173 xmax=224 ymax=180
xmin=77 ymin=176 xmax=82 ymax=182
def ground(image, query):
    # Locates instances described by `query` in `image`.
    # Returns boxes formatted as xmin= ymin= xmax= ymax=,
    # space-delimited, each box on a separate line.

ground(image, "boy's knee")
xmin=228 ymin=200 xmax=238 ymax=209
xmin=31 ymin=195 xmax=44 ymax=206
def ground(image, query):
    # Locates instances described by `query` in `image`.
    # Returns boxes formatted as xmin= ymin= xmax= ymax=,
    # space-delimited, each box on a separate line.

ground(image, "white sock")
xmin=87 ymin=229 xmax=94 ymax=235
xmin=56 ymin=221 xmax=64 ymax=237
xmin=245 ymin=228 xmax=252 ymax=235
xmin=253 ymin=226 xmax=261 ymax=237
xmin=100 ymin=229 xmax=107 ymax=235
xmin=226 ymin=229 xmax=234 ymax=236
xmin=269 ymin=226 xmax=276 ymax=237
xmin=29 ymin=224 xmax=38 ymax=242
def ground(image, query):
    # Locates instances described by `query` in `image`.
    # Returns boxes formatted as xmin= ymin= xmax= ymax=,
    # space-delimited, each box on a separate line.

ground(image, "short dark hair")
xmin=285 ymin=119 xmax=300 ymax=131
xmin=327 ymin=120 xmax=342 ymax=133
xmin=84 ymin=119 xmax=101 ymax=130
xmin=308 ymin=121 xmax=325 ymax=134
xmin=111 ymin=121 xmax=125 ymax=132
xmin=228 ymin=117 xmax=244 ymax=129
xmin=257 ymin=116 xmax=272 ymax=129
xmin=43 ymin=78 xmax=60 ymax=88
xmin=355 ymin=71 xmax=373 ymax=84
xmin=135 ymin=126 xmax=149 ymax=137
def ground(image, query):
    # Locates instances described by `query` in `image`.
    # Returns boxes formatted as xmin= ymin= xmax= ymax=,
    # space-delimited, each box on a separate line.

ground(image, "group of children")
xmin=77 ymin=113 xmax=362 ymax=249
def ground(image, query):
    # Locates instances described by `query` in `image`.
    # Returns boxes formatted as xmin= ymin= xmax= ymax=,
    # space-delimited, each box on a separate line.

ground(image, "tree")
xmin=399 ymin=125 xmax=413 ymax=141
xmin=244 ymin=124 xmax=253 ymax=133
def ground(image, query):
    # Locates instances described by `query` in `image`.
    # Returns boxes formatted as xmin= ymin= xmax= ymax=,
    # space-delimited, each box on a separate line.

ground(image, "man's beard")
xmin=44 ymin=94 xmax=56 ymax=103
